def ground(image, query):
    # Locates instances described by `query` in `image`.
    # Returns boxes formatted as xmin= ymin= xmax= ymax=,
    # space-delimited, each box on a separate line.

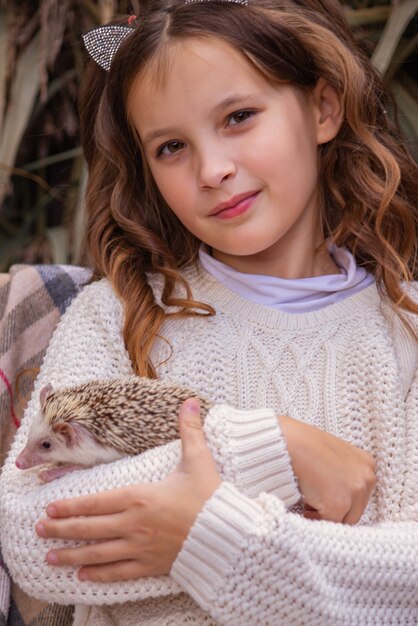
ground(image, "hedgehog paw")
xmin=39 ymin=464 xmax=86 ymax=482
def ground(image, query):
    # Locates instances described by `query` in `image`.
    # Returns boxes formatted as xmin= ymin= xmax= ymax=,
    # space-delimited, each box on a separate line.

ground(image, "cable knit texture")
xmin=0 ymin=265 xmax=417 ymax=625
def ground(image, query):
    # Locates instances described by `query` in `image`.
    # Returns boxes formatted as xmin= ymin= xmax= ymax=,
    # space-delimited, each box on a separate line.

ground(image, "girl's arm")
xmin=34 ymin=392 xmax=417 ymax=625
xmin=172 ymin=368 xmax=418 ymax=624
xmin=174 ymin=489 xmax=417 ymax=625
xmin=0 ymin=279 xmax=376 ymax=606
xmin=0 ymin=279 xmax=299 ymax=604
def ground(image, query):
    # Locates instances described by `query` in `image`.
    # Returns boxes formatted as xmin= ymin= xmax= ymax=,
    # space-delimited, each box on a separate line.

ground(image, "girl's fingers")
xmin=78 ymin=560 xmax=149 ymax=583
xmin=303 ymin=510 xmax=321 ymax=521
xmin=46 ymin=539 xmax=132 ymax=567
xmin=178 ymin=398 xmax=206 ymax=455
xmin=303 ymin=493 xmax=369 ymax=525
xmin=36 ymin=512 xmax=127 ymax=541
xmin=303 ymin=503 xmax=322 ymax=521
xmin=304 ymin=497 xmax=349 ymax=523
xmin=45 ymin=487 xmax=134 ymax=519
xmin=342 ymin=496 xmax=369 ymax=525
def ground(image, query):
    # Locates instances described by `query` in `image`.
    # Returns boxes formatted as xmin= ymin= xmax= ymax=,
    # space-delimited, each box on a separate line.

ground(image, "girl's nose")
xmin=197 ymin=149 xmax=237 ymax=189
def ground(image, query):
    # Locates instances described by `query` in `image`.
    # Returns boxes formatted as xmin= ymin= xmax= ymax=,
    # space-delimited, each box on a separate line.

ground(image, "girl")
xmin=1 ymin=0 xmax=417 ymax=624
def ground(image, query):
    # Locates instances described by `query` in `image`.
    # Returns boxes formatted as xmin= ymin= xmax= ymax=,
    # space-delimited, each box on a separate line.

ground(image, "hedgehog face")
xmin=15 ymin=420 xmax=69 ymax=469
xmin=17 ymin=408 xmax=125 ymax=471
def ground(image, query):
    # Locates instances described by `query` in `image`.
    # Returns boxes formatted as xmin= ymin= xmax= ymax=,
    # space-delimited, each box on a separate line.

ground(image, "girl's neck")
xmin=211 ymin=239 xmax=340 ymax=280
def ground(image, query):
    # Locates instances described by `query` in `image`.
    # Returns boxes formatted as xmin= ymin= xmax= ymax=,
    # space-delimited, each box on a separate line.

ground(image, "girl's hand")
xmin=279 ymin=415 xmax=377 ymax=524
xmin=35 ymin=402 xmax=376 ymax=582
xmin=35 ymin=398 xmax=221 ymax=582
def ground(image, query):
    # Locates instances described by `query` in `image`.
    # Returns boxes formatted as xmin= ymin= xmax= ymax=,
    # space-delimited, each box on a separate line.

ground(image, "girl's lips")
xmin=210 ymin=191 xmax=260 ymax=219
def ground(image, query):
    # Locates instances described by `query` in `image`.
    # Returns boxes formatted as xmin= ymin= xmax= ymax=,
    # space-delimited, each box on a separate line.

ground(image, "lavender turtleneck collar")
xmin=198 ymin=245 xmax=374 ymax=313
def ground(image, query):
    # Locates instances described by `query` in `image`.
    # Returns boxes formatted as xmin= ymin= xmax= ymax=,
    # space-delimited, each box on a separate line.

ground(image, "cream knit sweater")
xmin=1 ymin=265 xmax=417 ymax=626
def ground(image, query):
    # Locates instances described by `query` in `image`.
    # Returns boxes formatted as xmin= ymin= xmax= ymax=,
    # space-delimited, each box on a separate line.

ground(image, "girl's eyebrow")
xmin=141 ymin=93 xmax=258 ymax=147
xmin=142 ymin=127 xmax=179 ymax=147
xmin=212 ymin=92 xmax=258 ymax=112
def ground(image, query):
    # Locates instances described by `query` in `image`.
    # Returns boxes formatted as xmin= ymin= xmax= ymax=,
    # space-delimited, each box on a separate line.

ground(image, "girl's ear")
xmin=312 ymin=78 xmax=344 ymax=145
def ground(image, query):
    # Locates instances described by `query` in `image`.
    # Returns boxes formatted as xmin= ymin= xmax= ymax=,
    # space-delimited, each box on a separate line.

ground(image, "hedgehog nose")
xmin=15 ymin=455 xmax=30 ymax=469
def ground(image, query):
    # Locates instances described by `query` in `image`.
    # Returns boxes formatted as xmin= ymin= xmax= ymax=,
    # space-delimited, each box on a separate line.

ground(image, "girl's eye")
xmin=227 ymin=110 xmax=255 ymax=127
xmin=157 ymin=141 xmax=185 ymax=157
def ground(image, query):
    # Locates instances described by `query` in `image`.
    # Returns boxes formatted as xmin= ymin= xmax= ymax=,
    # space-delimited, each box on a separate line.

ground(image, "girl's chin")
xmin=211 ymin=239 xmax=280 ymax=259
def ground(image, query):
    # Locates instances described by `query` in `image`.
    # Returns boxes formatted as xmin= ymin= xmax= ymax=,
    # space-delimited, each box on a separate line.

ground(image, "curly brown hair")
xmin=78 ymin=0 xmax=418 ymax=377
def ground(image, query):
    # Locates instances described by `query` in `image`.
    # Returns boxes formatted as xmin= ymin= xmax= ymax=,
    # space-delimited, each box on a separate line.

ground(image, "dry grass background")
xmin=0 ymin=0 xmax=416 ymax=271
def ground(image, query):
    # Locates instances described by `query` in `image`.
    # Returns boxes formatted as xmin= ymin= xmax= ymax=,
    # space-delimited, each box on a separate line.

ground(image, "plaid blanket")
xmin=0 ymin=264 xmax=92 ymax=626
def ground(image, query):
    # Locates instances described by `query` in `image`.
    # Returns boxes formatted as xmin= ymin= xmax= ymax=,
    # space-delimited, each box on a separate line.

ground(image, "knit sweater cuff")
xmin=204 ymin=404 xmax=300 ymax=507
xmin=171 ymin=481 xmax=276 ymax=611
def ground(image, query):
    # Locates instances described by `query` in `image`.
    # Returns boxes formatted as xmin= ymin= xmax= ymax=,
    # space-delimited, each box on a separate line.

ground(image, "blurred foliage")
xmin=0 ymin=0 xmax=417 ymax=271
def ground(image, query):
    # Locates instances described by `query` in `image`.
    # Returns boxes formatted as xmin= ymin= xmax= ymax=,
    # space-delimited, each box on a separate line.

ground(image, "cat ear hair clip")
xmin=82 ymin=21 xmax=136 ymax=72
xmin=185 ymin=0 xmax=247 ymax=3
xmin=82 ymin=1 xmax=248 ymax=72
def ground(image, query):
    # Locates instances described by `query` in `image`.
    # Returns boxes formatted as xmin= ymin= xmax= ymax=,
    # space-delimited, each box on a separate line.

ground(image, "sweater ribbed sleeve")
xmin=172 ymin=481 xmax=418 ymax=625
xmin=0 ymin=280 xmax=299 ymax=605
xmin=171 ymin=366 xmax=418 ymax=625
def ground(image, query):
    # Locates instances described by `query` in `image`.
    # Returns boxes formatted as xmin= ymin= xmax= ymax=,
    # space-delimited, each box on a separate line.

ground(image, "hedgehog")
xmin=15 ymin=375 xmax=213 ymax=481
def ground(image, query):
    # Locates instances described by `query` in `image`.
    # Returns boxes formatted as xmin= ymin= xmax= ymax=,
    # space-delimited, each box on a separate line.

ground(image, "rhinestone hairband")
xmin=82 ymin=0 xmax=248 ymax=71
xmin=185 ymin=0 xmax=247 ymax=3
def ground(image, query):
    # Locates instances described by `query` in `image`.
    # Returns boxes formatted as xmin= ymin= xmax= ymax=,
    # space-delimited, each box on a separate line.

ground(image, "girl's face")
xmin=128 ymin=37 xmax=340 ymax=278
